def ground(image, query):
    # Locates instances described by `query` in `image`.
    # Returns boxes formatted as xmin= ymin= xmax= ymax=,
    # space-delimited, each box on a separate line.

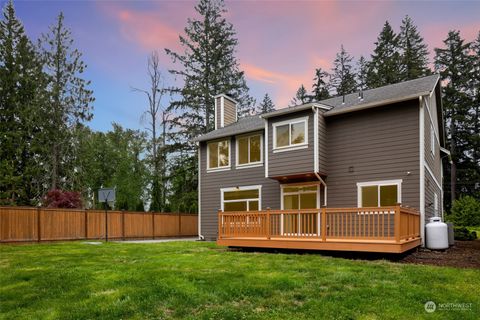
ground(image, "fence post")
xmin=266 ymin=207 xmax=271 ymax=240
xmin=37 ymin=206 xmax=41 ymax=242
xmin=321 ymin=207 xmax=327 ymax=242
xmin=152 ymin=211 xmax=155 ymax=240
xmin=122 ymin=210 xmax=125 ymax=240
xmin=84 ymin=209 xmax=88 ymax=240
xmin=217 ymin=209 xmax=222 ymax=239
xmin=394 ymin=204 xmax=401 ymax=243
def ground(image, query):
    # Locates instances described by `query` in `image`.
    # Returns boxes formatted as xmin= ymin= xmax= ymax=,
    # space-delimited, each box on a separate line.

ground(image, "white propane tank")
xmin=426 ymin=217 xmax=449 ymax=249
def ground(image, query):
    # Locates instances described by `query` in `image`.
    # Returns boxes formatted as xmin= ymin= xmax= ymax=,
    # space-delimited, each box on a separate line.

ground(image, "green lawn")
xmin=1 ymin=241 xmax=479 ymax=320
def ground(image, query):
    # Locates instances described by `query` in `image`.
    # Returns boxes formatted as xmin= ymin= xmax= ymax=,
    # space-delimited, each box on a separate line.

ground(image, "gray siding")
xmin=268 ymin=110 xmax=314 ymax=177
xmin=224 ymin=98 xmax=236 ymax=127
xmin=200 ymin=133 xmax=280 ymax=240
xmin=424 ymin=95 xmax=442 ymax=185
xmin=425 ymin=170 xmax=442 ymax=220
xmin=325 ymin=100 xmax=420 ymax=209
xmin=215 ymin=97 xmax=221 ymax=129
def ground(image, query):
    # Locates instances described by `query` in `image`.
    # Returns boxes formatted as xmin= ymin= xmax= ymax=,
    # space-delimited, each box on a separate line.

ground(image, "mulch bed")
xmin=399 ymin=240 xmax=480 ymax=269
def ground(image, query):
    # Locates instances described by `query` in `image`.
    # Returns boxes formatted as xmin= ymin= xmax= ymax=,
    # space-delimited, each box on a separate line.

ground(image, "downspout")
xmin=314 ymin=172 xmax=327 ymax=207
xmin=419 ymin=96 xmax=426 ymax=246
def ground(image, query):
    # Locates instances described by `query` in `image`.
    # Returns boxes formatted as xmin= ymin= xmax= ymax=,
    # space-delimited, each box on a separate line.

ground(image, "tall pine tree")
xmin=367 ymin=21 xmax=402 ymax=88
xmin=38 ymin=12 xmax=94 ymax=191
xmin=311 ymin=68 xmax=330 ymax=101
xmin=166 ymin=0 xmax=253 ymax=142
xmin=290 ymin=84 xmax=309 ymax=106
xmin=356 ymin=56 xmax=369 ymax=90
xmin=398 ymin=15 xmax=431 ymax=80
xmin=435 ymin=30 xmax=473 ymax=203
xmin=0 ymin=1 xmax=49 ymax=205
xmin=258 ymin=93 xmax=275 ymax=114
xmin=330 ymin=45 xmax=357 ymax=96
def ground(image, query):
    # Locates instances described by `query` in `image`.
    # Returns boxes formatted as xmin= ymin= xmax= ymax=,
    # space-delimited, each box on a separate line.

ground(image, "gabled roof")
xmin=195 ymin=74 xmax=440 ymax=142
xmin=194 ymin=115 xmax=264 ymax=142
xmin=322 ymin=74 xmax=440 ymax=116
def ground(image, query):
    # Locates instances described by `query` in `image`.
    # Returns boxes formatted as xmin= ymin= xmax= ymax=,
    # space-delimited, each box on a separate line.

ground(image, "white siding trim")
xmin=313 ymin=108 xmax=319 ymax=173
xmin=264 ymin=119 xmax=269 ymax=177
xmin=220 ymin=96 xmax=225 ymax=128
xmin=214 ymin=98 xmax=218 ymax=130
xmin=419 ymin=96 xmax=426 ymax=246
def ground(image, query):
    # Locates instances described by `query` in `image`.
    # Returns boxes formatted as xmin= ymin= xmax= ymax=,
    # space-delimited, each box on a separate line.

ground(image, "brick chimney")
xmin=214 ymin=94 xmax=237 ymax=130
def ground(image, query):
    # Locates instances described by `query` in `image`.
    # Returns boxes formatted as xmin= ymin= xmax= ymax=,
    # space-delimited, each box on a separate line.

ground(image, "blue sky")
xmin=9 ymin=0 xmax=480 ymax=132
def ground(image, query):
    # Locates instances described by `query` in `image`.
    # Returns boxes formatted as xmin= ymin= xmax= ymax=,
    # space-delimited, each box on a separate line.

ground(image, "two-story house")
xmin=195 ymin=74 xmax=446 ymax=253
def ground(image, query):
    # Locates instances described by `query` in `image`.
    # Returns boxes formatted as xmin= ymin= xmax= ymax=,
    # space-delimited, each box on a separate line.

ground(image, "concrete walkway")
xmin=114 ymin=237 xmax=198 ymax=244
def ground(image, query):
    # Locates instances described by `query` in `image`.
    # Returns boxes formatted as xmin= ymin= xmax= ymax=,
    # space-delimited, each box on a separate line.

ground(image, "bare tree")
xmin=132 ymin=51 xmax=168 ymax=211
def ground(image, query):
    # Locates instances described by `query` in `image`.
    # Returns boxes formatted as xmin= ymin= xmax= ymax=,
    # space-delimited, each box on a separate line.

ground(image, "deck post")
xmin=266 ymin=207 xmax=271 ymax=239
xmin=394 ymin=204 xmax=401 ymax=243
xmin=217 ymin=209 xmax=222 ymax=239
xmin=321 ymin=207 xmax=327 ymax=242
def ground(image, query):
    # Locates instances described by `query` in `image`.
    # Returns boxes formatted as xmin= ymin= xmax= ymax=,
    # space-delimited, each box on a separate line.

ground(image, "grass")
xmin=1 ymin=241 xmax=479 ymax=320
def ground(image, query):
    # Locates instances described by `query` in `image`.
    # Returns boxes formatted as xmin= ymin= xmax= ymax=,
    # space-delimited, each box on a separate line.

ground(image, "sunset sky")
xmin=11 ymin=0 xmax=480 ymax=132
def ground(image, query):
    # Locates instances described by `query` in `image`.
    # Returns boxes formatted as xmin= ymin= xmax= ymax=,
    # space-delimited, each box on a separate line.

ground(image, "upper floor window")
xmin=273 ymin=117 xmax=308 ymax=150
xmin=207 ymin=140 xmax=230 ymax=170
xmin=236 ymin=134 xmax=262 ymax=167
xmin=357 ymin=180 xmax=402 ymax=207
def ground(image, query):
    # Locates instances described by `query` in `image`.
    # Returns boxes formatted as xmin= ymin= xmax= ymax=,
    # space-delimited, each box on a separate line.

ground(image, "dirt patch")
xmin=399 ymin=240 xmax=480 ymax=269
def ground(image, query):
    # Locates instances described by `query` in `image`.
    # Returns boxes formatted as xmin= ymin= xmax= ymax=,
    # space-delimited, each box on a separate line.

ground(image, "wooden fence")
xmin=0 ymin=207 xmax=198 ymax=243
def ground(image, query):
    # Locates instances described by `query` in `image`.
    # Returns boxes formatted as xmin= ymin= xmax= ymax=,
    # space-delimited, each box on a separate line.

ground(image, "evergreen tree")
xmin=38 ymin=12 xmax=94 ymax=191
xmin=330 ymin=45 xmax=357 ymax=96
xmin=398 ymin=15 xmax=431 ymax=80
xmin=311 ymin=68 xmax=330 ymax=101
xmin=258 ymin=93 xmax=275 ymax=114
xmin=434 ymin=30 xmax=473 ymax=204
xmin=290 ymin=84 xmax=309 ymax=106
xmin=0 ymin=1 xmax=48 ymax=205
xmin=356 ymin=56 xmax=369 ymax=91
xmin=166 ymin=0 xmax=253 ymax=143
xmin=367 ymin=21 xmax=402 ymax=88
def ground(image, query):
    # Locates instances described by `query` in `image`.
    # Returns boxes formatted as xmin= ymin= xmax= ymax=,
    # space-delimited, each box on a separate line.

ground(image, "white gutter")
xmin=197 ymin=143 xmax=204 ymax=240
xmin=419 ymin=96 xmax=426 ymax=246
xmin=315 ymin=172 xmax=327 ymax=207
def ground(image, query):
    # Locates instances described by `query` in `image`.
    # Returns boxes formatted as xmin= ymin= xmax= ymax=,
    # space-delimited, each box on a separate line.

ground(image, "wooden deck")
xmin=217 ymin=206 xmax=421 ymax=253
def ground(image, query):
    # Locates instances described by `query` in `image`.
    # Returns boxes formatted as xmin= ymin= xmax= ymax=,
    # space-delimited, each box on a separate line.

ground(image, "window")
xmin=357 ymin=180 xmax=402 ymax=207
xmin=221 ymin=186 xmax=261 ymax=211
xmin=236 ymin=134 xmax=262 ymax=167
xmin=282 ymin=185 xmax=319 ymax=209
xmin=207 ymin=140 xmax=230 ymax=170
xmin=273 ymin=117 xmax=308 ymax=150
xmin=430 ymin=124 xmax=435 ymax=157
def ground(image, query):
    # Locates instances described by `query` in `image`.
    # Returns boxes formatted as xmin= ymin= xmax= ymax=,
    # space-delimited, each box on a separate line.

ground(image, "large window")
xmin=357 ymin=180 xmax=402 ymax=207
xmin=282 ymin=184 xmax=319 ymax=209
xmin=273 ymin=117 xmax=308 ymax=150
xmin=221 ymin=186 xmax=261 ymax=211
xmin=207 ymin=140 xmax=230 ymax=170
xmin=236 ymin=134 xmax=262 ymax=167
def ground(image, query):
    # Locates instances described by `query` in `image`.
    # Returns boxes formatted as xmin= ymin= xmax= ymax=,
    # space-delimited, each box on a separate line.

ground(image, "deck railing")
xmin=218 ymin=205 xmax=420 ymax=243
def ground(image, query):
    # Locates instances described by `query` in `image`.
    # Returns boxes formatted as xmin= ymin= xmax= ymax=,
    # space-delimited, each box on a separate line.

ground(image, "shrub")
xmin=447 ymin=196 xmax=480 ymax=227
xmin=453 ymin=226 xmax=477 ymax=241
xmin=44 ymin=189 xmax=83 ymax=208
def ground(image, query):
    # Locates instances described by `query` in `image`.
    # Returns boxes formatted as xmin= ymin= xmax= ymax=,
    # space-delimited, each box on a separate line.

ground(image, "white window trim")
xmin=280 ymin=182 xmax=320 ymax=210
xmin=206 ymin=139 xmax=231 ymax=172
xmin=220 ymin=185 xmax=262 ymax=211
xmin=272 ymin=116 xmax=308 ymax=151
xmin=356 ymin=179 xmax=402 ymax=208
xmin=235 ymin=133 xmax=263 ymax=169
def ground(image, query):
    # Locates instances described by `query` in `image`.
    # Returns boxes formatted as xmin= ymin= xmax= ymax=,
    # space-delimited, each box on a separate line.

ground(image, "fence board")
xmin=0 ymin=207 xmax=197 ymax=243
